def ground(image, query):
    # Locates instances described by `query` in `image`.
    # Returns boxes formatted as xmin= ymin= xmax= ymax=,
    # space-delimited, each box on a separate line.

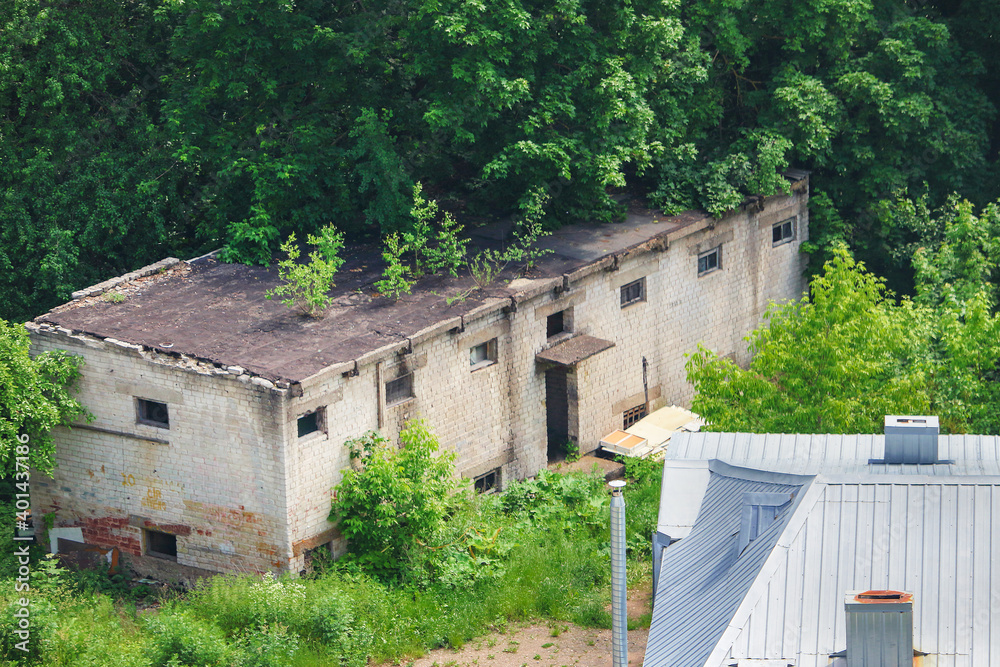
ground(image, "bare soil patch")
xmin=393 ymin=581 xmax=652 ymax=667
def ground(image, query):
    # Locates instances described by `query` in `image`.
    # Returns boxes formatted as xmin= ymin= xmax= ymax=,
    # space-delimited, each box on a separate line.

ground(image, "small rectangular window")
xmin=145 ymin=529 xmax=177 ymax=560
xmin=297 ymin=408 xmax=324 ymax=438
xmin=136 ymin=398 xmax=169 ymax=429
xmin=772 ymin=217 xmax=795 ymax=246
xmin=470 ymin=338 xmax=498 ymax=369
xmin=620 ymin=278 xmax=646 ymax=308
xmin=385 ymin=373 xmax=414 ymax=406
xmin=547 ymin=310 xmax=566 ymax=338
xmin=697 ymin=247 xmax=721 ymax=276
xmin=474 ymin=468 xmax=499 ymax=494
xmin=623 ymin=404 xmax=647 ymax=429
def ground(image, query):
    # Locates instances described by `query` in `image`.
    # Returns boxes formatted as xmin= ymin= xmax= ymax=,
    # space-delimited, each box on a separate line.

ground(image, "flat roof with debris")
xmin=34 ymin=180 xmax=804 ymax=384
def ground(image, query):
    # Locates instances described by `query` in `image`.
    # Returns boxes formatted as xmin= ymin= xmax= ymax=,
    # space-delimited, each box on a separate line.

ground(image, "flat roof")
xmin=35 ymin=206 xmax=721 ymax=383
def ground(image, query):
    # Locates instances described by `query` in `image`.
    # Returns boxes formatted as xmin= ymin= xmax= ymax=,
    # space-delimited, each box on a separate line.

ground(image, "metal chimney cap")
xmin=609 ymin=480 xmax=627 ymax=488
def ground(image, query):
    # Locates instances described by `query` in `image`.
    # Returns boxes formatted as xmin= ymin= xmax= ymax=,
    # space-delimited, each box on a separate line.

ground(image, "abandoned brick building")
xmin=28 ymin=173 xmax=809 ymax=577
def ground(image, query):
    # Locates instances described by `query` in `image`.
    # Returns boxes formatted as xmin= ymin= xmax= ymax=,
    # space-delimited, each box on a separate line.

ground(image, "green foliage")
xmin=348 ymin=108 xmax=414 ymax=233
xmin=467 ymin=189 xmax=553 ymax=291
xmin=265 ymin=225 xmax=345 ymax=317
xmin=375 ymin=184 xmax=469 ymax=299
xmin=4 ymin=0 xmax=1000 ymax=319
xmin=186 ymin=573 xmax=307 ymax=637
xmin=0 ymin=320 xmax=89 ymax=475
xmin=330 ymin=423 xmax=457 ymax=579
xmin=689 ymin=198 xmax=1000 ymax=436
xmin=146 ymin=611 xmax=230 ymax=666
xmin=903 ymin=198 xmax=1000 ymax=433
xmin=687 ymin=246 xmax=929 ymax=433
xmin=0 ymin=0 xmax=179 ymax=322
xmin=231 ymin=623 xmax=298 ymax=667
xmin=374 ymin=233 xmax=415 ymax=300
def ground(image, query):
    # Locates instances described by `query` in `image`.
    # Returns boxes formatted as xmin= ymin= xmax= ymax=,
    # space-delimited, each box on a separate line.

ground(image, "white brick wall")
xmin=28 ymin=329 xmax=293 ymax=574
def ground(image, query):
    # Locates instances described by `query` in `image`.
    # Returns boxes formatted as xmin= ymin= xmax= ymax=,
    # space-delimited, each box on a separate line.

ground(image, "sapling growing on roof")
xmin=376 ymin=184 xmax=468 ymax=300
xmin=266 ymin=224 xmax=345 ymax=317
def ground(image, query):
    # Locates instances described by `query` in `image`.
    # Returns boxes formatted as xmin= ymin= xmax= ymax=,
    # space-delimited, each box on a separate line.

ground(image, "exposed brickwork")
xmin=28 ymin=331 xmax=293 ymax=575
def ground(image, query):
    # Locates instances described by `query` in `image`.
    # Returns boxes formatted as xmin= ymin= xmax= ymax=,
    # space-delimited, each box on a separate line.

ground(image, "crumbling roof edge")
xmin=26 ymin=321 xmax=292 ymax=393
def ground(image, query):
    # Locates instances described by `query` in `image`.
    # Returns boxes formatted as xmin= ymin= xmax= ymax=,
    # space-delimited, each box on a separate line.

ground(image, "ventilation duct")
xmin=845 ymin=590 xmax=913 ymax=666
xmin=883 ymin=415 xmax=938 ymax=464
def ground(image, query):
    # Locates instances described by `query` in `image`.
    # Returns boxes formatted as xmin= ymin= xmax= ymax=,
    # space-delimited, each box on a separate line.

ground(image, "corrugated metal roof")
xmin=649 ymin=466 xmax=1000 ymax=666
xmin=658 ymin=433 xmax=1000 ymax=539
xmin=714 ymin=475 xmax=1000 ymax=666
xmin=645 ymin=462 xmax=812 ymax=667
xmin=665 ymin=432 xmax=1000 ymax=475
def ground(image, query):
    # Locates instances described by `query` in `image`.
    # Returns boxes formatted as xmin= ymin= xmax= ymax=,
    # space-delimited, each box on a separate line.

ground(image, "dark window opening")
xmin=386 ymin=373 xmax=414 ymax=406
xmin=136 ymin=398 xmax=169 ymax=429
xmin=298 ymin=409 xmax=323 ymax=438
xmin=474 ymin=469 xmax=499 ymax=494
xmin=772 ymin=218 xmax=795 ymax=246
xmin=547 ymin=310 xmax=566 ymax=337
xmin=146 ymin=529 xmax=177 ymax=560
xmin=698 ymin=247 xmax=721 ymax=276
xmin=620 ymin=278 xmax=646 ymax=308
xmin=470 ymin=339 xmax=497 ymax=367
xmin=623 ymin=404 xmax=647 ymax=429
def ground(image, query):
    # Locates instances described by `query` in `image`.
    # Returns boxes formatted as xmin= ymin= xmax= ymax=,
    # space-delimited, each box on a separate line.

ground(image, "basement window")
xmin=772 ymin=217 xmax=796 ymax=246
xmin=470 ymin=338 xmax=498 ymax=369
xmin=298 ymin=408 xmax=325 ymax=438
xmin=698 ymin=246 xmax=721 ymax=276
xmin=145 ymin=529 xmax=177 ymax=560
xmin=623 ymin=404 xmax=647 ymax=429
xmin=136 ymin=398 xmax=169 ymax=429
xmin=620 ymin=278 xmax=646 ymax=308
xmin=474 ymin=468 xmax=500 ymax=494
xmin=385 ymin=373 xmax=414 ymax=406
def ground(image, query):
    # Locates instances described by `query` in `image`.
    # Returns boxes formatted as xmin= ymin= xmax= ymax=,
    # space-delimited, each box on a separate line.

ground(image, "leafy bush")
xmin=306 ymin=592 xmax=373 ymax=667
xmin=265 ymin=225 xmax=345 ymax=316
xmin=231 ymin=623 xmax=298 ymax=667
xmin=375 ymin=184 xmax=468 ymax=300
xmin=145 ymin=611 xmax=230 ymax=666
xmin=330 ymin=422 xmax=457 ymax=580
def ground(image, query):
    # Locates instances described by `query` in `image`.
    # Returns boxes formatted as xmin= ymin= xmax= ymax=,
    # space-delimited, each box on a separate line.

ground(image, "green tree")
xmin=904 ymin=198 xmax=1000 ymax=433
xmin=686 ymin=246 xmax=929 ymax=434
xmin=330 ymin=421 xmax=457 ymax=580
xmin=0 ymin=0 xmax=179 ymax=322
xmin=0 ymin=320 xmax=89 ymax=475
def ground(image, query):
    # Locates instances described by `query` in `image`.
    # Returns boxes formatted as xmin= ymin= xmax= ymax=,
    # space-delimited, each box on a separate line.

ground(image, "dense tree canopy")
xmin=688 ymin=198 xmax=1000 ymax=435
xmin=0 ymin=319 xmax=88 ymax=475
xmin=1 ymin=0 xmax=998 ymax=321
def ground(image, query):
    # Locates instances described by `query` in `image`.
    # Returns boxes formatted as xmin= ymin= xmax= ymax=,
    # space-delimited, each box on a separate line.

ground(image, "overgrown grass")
xmin=0 ymin=461 xmax=662 ymax=666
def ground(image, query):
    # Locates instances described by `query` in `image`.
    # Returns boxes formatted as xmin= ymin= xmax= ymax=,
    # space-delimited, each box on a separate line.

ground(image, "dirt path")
xmin=395 ymin=583 xmax=651 ymax=667
xmin=404 ymin=623 xmax=647 ymax=667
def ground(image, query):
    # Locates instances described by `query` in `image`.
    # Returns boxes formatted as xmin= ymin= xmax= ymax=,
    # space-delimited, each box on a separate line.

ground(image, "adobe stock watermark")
xmin=11 ymin=433 xmax=33 ymax=653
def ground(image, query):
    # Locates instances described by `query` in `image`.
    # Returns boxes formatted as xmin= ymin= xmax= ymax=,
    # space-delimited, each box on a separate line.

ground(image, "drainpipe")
xmin=642 ymin=357 xmax=649 ymax=414
xmin=610 ymin=480 xmax=628 ymax=667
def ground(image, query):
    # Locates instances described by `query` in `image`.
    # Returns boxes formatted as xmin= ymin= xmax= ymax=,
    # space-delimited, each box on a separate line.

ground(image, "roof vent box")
xmin=844 ymin=590 xmax=913 ymax=666
xmin=884 ymin=415 xmax=938 ymax=464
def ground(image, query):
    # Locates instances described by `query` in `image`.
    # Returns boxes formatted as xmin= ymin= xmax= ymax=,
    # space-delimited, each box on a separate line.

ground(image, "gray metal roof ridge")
xmin=707 ymin=459 xmax=817 ymax=486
